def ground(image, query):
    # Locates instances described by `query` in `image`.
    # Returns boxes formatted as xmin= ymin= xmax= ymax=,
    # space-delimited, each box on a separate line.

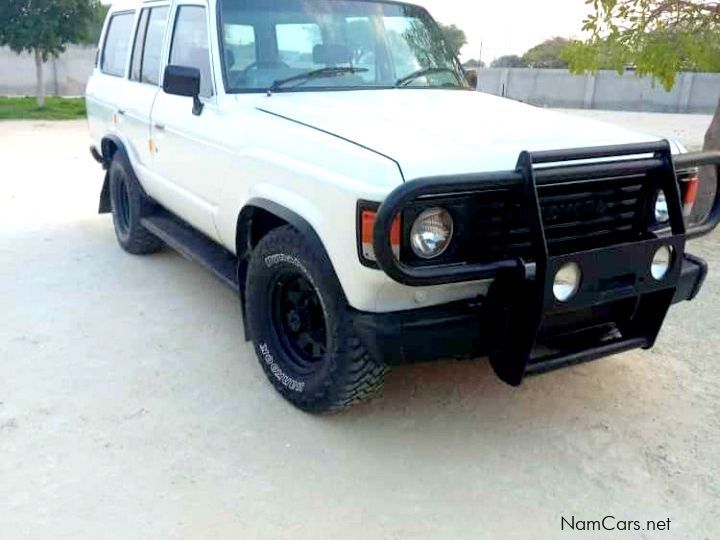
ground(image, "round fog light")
xmin=410 ymin=207 xmax=454 ymax=259
xmin=553 ymin=262 xmax=582 ymax=303
xmin=651 ymin=245 xmax=674 ymax=281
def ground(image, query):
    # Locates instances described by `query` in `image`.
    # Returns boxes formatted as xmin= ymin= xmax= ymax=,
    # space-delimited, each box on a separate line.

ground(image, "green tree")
xmin=562 ymin=0 xmax=720 ymax=90
xmin=0 ymin=0 xmax=99 ymax=107
xmin=523 ymin=37 xmax=571 ymax=68
xmin=83 ymin=2 xmax=109 ymax=45
xmin=563 ymin=0 xmax=720 ymax=215
xmin=437 ymin=23 xmax=467 ymax=58
xmin=463 ymin=58 xmax=485 ymax=69
xmin=491 ymin=55 xmax=529 ymax=68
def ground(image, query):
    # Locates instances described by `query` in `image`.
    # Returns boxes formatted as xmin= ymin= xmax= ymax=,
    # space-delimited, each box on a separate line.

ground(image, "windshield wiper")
xmin=268 ymin=67 xmax=368 ymax=95
xmin=395 ymin=67 xmax=460 ymax=88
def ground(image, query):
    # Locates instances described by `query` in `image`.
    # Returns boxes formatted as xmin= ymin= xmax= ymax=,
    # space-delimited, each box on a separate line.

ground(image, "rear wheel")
xmin=246 ymin=226 xmax=385 ymax=413
xmin=108 ymin=155 xmax=163 ymax=255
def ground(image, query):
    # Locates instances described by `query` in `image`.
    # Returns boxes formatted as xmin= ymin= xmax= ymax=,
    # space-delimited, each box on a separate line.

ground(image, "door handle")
xmin=117 ymin=109 xmax=126 ymax=116
xmin=154 ymin=123 xmax=165 ymax=131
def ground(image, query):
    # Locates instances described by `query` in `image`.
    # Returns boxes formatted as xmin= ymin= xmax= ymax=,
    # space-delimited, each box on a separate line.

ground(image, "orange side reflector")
xmin=361 ymin=210 xmax=400 ymax=261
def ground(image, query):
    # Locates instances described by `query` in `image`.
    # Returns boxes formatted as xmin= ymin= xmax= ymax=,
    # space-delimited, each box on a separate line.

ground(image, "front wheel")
xmin=245 ymin=226 xmax=385 ymax=413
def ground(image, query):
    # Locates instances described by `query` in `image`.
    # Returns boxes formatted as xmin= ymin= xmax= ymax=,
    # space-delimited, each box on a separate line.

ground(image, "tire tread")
xmin=246 ymin=226 xmax=385 ymax=413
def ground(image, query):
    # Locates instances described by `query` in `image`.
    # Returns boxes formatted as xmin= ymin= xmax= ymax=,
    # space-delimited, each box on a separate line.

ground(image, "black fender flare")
xmin=236 ymin=198 xmax=340 ymax=341
xmin=98 ymin=135 xmax=127 ymax=214
xmin=98 ymin=136 xmax=153 ymax=215
xmin=236 ymin=198 xmax=327 ymax=259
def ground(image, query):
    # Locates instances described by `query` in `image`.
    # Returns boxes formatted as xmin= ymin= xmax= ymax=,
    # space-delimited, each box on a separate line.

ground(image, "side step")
xmin=141 ymin=209 xmax=240 ymax=292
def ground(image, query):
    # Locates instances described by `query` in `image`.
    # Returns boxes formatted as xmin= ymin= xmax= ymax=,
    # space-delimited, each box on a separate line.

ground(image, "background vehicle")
xmin=87 ymin=0 xmax=720 ymax=413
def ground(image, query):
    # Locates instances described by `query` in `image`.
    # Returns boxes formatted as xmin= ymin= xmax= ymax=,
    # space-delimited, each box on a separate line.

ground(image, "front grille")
xmin=464 ymin=190 xmax=531 ymax=260
xmin=402 ymin=164 xmax=656 ymax=266
xmin=537 ymin=173 xmax=650 ymax=256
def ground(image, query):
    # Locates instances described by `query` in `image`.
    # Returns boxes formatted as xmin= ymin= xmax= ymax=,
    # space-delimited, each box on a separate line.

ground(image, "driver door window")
xmin=169 ymin=6 xmax=213 ymax=97
xmin=149 ymin=2 xmax=222 ymax=241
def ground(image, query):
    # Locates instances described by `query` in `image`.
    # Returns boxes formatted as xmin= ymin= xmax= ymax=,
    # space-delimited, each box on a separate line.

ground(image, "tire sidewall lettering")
xmin=264 ymin=252 xmax=330 ymax=326
xmin=258 ymin=342 xmax=305 ymax=393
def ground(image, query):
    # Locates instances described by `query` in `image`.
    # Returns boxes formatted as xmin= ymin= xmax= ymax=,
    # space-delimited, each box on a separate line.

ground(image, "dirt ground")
xmin=1 ymin=113 xmax=718 ymax=540
xmin=555 ymin=109 xmax=712 ymax=152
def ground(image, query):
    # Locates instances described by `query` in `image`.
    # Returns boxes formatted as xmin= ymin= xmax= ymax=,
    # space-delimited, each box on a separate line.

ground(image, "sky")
xmin=412 ymin=0 xmax=591 ymax=63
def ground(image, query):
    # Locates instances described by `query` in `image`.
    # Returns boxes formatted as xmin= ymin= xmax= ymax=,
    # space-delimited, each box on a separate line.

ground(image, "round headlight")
xmin=655 ymin=190 xmax=670 ymax=225
xmin=651 ymin=245 xmax=674 ymax=281
xmin=410 ymin=207 xmax=454 ymax=259
xmin=553 ymin=262 xmax=582 ymax=303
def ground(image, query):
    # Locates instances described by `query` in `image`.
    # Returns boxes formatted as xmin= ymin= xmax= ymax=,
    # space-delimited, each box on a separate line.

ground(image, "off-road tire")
xmin=246 ymin=226 xmax=385 ymax=413
xmin=108 ymin=155 xmax=163 ymax=255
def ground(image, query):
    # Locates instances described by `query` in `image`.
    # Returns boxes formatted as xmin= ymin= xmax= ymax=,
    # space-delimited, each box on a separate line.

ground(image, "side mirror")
xmin=163 ymin=65 xmax=204 ymax=116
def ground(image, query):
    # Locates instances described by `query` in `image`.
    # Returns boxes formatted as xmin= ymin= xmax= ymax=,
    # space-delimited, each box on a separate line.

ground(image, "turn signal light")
xmin=361 ymin=210 xmax=401 ymax=261
xmin=681 ymin=175 xmax=699 ymax=217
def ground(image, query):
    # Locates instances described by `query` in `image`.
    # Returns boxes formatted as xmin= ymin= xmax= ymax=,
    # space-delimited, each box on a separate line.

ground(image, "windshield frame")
xmin=216 ymin=0 xmax=470 ymax=94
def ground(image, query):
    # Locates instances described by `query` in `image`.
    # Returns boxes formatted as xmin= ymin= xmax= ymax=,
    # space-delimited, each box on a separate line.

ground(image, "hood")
xmin=253 ymin=89 xmax=676 ymax=181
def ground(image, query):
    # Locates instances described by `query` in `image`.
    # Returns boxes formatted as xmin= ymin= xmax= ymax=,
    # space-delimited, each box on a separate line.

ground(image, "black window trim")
xmin=100 ymin=10 xmax=137 ymax=78
xmin=169 ymin=1 xmax=216 ymax=98
xmin=129 ymin=5 xmax=171 ymax=87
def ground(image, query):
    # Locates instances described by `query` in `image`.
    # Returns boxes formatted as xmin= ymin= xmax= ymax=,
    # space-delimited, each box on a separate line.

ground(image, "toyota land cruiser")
xmin=87 ymin=0 xmax=720 ymax=413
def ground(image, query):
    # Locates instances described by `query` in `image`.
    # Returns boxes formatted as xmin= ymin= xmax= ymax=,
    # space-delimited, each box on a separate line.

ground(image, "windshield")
xmin=219 ymin=0 xmax=468 ymax=92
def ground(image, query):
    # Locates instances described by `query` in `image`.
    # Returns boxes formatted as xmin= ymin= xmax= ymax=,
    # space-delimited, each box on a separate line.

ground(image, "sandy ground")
xmin=1 ymin=113 xmax=719 ymax=540
xmin=556 ymin=109 xmax=713 ymax=152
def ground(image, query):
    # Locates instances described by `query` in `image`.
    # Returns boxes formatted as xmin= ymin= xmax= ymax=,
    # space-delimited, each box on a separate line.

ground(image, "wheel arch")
xmin=236 ymin=198 xmax=340 ymax=341
xmin=98 ymin=134 xmax=127 ymax=214
xmin=98 ymin=135 xmax=153 ymax=215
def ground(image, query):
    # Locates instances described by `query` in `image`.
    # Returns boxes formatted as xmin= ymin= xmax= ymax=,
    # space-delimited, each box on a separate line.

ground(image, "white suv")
xmin=87 ymin=0 xmax=720 ymax=413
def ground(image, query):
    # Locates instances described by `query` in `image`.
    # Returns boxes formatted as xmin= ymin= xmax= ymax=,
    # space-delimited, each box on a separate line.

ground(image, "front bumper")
xmin=352 ymin=252 xmax=707 ymax=372
xmin=365 ymin=142 xmax=720 ymax=385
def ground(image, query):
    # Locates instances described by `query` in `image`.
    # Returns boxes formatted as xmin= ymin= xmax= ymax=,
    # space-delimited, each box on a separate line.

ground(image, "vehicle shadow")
xmin=327 ymin=351 xmax=637 ymax=426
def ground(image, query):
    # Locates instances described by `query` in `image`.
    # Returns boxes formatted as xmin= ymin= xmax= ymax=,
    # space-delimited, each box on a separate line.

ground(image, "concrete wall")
xmin=2 ymin=46 xmax=719 ymax=113
xmin=477 ymin=68 xmax=720 ymax=114
xmin=0 ymin=45 xmax=96 ymax=97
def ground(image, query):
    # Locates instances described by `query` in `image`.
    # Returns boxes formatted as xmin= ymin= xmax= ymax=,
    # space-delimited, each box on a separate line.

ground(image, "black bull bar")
xmin=372 ymin=141 xmax=720 ymax=385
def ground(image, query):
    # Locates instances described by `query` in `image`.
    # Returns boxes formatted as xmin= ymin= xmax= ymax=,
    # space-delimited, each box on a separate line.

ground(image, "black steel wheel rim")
xmin=114 ymin=174 xmax=131 ymax=235
xmin=270 ymin=270 xmax=328 ymax=373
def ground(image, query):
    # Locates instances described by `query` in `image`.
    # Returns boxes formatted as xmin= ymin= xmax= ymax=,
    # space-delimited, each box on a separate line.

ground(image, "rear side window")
xmin=130 ymin=10 xmax=150 ymax=81
xmin=142 ymin=8 xmax=170 ymax=85
xmin=170 ymin=6 xmax=213 ymax=97
xmin=130 ymin=7 xmax=169 ymax=85
xmin=101 ymin=12 xmax=135 ymax=77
